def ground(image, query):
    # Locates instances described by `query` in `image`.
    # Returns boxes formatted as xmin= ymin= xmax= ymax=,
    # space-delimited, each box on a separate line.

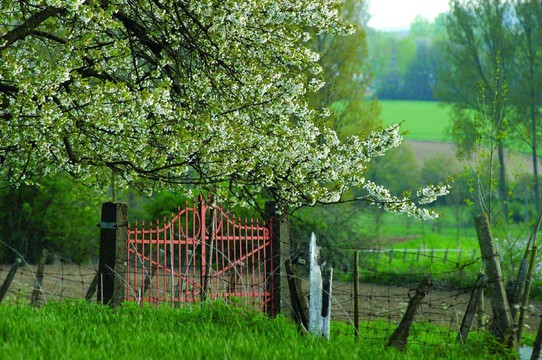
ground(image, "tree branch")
xmin=29 ymin=30 xmax=67 ymax=44
xmin=113 ymin=10 xmax=163 ymax=55
xmin=0 ymin=82 xmax=18 ymax=94
xmin=0 ymin=7 xmax=65 ymax=51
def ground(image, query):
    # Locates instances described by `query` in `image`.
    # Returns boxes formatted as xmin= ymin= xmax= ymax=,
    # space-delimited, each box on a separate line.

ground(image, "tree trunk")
xmin=497 ymin=143 xmax=508 ymax=220
xmin=531 ymin=104 xmax=540 ymax=213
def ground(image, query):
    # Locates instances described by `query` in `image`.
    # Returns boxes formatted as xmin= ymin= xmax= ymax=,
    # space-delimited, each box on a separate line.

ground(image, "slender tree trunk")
xmin=532 ymin=105 xmax=540 ymax=213
xmin=497 ymin=143 xmax=508 ymax=219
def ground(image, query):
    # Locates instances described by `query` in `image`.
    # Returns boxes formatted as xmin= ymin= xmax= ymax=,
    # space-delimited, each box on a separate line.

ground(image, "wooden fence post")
xmin=97 ymin=202 xmax=128 ymax=307
xmin=285 ymin=258 xmax=309 ymax=331
xmin=264 ymin=201 xmax=285 ymax=317
xmin=458 ymin=272 xmax=486 ymax=343
xmin=0 ymin=258 xmax=22 ymax=304
xmin=85 ymin=272 xmax=99 ymax=301
xmin=31 ymin=248 xmax=48 ymax=306
xmin=309 ymin=233 xmax=323 ymax=335
xmin=354 ymin=251 xmax=360 ymax=341
xmin=308 ymin=233 xmax=333 ymax=339
xmin=474 ymin=214 xmax=517 ymax=351
xmin=387 ymin=275 xmax=432 ymax=351
xmin=517 ymin=245 xmax=538 ymax=342
xmin=477 ymin=285 xmax=486 ymax=329
xmin=510 ymin=255 xmax=529 ymax=323
xmin=531 ymin=315 xmax=542 ymax=360
xmin=321 ymin=266 xmax=333 ymax=340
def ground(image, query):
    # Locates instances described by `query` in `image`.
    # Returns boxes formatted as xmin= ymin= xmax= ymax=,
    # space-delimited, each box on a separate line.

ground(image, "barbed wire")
xmin=2 ymin=236 xmax=541 ymax=351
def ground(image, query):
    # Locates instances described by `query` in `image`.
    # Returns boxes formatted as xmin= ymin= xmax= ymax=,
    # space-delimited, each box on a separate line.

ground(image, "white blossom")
xmin=0 ymin=0 xmax=448 ymax=220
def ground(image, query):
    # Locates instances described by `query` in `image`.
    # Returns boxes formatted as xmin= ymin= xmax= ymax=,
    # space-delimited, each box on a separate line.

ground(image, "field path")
xmin=406 ymin=140 xmax=542 ymax=175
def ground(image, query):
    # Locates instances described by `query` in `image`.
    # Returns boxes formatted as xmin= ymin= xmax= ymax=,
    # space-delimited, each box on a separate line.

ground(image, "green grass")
xmin=355 ymin=205 xmax=478 ymax=245
xmin=380 ymin=100 xmax=452 ymax=142
xmin=0 ymin=301 xmax=517 ymax=359
xmin=343 ymin=207 xmax=485 ymax=288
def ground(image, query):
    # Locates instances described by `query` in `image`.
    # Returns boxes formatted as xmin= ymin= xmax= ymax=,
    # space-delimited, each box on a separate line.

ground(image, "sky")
xmin=367 ymin=0 xmax=450 ymax=31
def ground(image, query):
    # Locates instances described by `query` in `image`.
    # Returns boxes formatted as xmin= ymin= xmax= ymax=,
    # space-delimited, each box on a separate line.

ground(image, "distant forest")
xmin=367 ymin=15 xmax=446 ymax=101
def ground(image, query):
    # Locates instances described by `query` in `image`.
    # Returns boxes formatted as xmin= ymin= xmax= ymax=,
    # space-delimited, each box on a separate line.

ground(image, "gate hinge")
xmin=99 ymin=221 xmax=117 ymax=229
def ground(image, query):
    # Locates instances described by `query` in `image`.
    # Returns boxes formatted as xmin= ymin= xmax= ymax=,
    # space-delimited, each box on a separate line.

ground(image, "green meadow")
xmin=379 ymin=100 xmax=452 ymax=142
xmin=0 ymin=301 xmax=517 ymax=360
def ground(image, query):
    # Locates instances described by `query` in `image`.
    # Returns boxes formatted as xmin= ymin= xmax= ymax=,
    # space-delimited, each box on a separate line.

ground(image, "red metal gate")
xmin=125 ymin=197 xmax=274 ymax=313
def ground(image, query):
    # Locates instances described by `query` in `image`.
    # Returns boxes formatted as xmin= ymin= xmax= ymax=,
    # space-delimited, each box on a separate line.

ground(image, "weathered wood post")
xmin=97 ymin=202 xmax=128 ymax=307
xmin=474 ymin=214 xmax=517 ymax=351
xmin=264 ymin=201 xmax=286 ymax=317
xmin=517 ymin=245 xmax=538 ymax=342
xmin=308 ymin=233 xmax=333 ymax=340
xmin=510 ymin=254 xmax=529 ymax=322
xmin=30 ymin=248 xmax=48 ymax=306
xmin=0 ymin=258 xmax=22 ymax=304
xmin=285 ymin=258 xmax=309 ymax=330
xmin=354 ymin=251 xmax=360 ymax=341
xmin=309 ymin=233 xmax=323 ymax=335
xmin=321 ymin=266 xmax=333 ymax=340
xmin=458 ymin=272 xmax=486 ymax=343
xmin=531 ymin=315 xmax=542 ymax=360
xmin=387 ymin=275 xmax=432 ymax=351
xmin=477 ymin=285 xmax=486 ymax=329
xmin=85 ymin=272 xmax=99 ymax=301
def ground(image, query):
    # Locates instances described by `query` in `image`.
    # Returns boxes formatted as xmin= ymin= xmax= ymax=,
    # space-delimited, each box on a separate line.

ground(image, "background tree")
xmin=367 ymin=16 xmax=446 ymax=101
xmin=367 ymin=30 xmax=416 ymax=99
xmin=435 ymin=0 xmax=515 ymax=222
xmin=307 ymin=0 xmax=381 ymax=138
xmin=0 ymin=175 xmax=104 ymax=263
xmin=508 ymin=0 xmax=542 ymax=213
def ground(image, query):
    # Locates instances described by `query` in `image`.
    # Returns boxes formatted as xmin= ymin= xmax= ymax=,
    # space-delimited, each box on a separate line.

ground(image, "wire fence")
xmin=0 ymin=238 xmax=99 ymax=305
xmin=2 ymin=234 xmax=542 ymax=352
xmin=279 ymin=246 xmax=542 ymax=350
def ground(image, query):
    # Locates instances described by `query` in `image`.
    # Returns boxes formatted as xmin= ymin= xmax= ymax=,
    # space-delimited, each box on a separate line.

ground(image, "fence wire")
xmin=0 ymin=238 xmax=99 ymax=306
xmin=2 ymin=237 xmax=542 ymax=351
xmin=276 ymin=246 xmax=542 ymax=349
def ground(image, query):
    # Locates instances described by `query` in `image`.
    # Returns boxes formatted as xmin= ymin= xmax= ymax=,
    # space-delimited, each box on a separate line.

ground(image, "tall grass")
xmin=0 ymin=301 xmax=516 ymax=359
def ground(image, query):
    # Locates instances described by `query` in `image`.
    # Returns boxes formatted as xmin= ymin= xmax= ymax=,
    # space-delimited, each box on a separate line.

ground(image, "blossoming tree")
xmin=0 ymin=0 xmax=448 ymax=218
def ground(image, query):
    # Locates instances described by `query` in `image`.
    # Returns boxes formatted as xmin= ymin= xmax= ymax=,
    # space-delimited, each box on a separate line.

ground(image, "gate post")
xmin=97 ymin=202 xmax=128 ymax=307
xmin=264 ymin=201 xmax=289 ymax=317
xmin=199 ymin=195 xmax=207 ymax=302
xmin=202 ymin=195 xmax=215 ymax=301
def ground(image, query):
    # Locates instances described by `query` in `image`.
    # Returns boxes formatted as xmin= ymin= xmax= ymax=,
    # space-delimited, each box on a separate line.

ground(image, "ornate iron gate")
xmin=125 ymin=197 xmax=274 ymax=313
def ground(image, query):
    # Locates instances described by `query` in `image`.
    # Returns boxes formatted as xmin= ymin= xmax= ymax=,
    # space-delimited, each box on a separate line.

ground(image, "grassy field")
xmin=0 ymin=301 xmax=519 ymax=360
xmin=379 ymin=100 xmax=452 ymax=142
